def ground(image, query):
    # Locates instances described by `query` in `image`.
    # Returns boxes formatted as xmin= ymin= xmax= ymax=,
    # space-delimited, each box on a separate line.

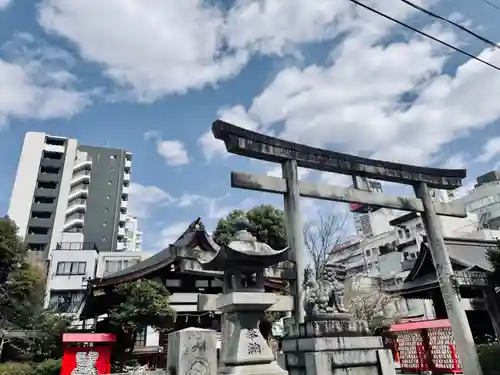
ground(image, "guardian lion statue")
xmin=303 ymin=263 xmax=350 ymax=320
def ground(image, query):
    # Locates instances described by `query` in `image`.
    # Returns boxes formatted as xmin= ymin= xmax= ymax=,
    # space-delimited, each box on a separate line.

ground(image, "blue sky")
xmin=1 ymin=0 xmax=500 ymax=252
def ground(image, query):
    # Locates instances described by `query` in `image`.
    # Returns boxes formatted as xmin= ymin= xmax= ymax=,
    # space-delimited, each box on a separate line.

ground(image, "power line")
xmin=348 ymin=0 xmax=500 ymax=73
xmin=400 ymin=0 xmax=500 ymax=50
xmin=480 ymin=0 xmax=500 ymax=12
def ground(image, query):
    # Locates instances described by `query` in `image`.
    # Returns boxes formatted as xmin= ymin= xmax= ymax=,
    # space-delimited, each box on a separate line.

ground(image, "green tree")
xmin=0 ymin=216 xmax=69 ymax=362
xmin=486 ymin=241 xmax=500 ymax=285
xmin=107 ymin=279 xmax=176 ymax=363
xmin=213 ymin=205 xmax=287 ymax=249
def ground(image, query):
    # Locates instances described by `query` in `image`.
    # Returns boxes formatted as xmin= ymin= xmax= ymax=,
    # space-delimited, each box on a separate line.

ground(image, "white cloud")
xmin=216 ymin=8 xmax=500 ymax=168
xmin=0 ymin=34 xmax=89 ymax=127
xmin=0 ymin=0 xmax=11 ymax=10
xmin=155 ymin=140 xmax=189 ymax=166
xmin=38 ymin=0 xmax=248 ymax=102
xmin=476 ymin=137 xmax=500 ymax=163
xmin=198 ymin=105 xmax=260 ymax=161
xmin=37 ymin=0 xmax=428 ymax=103
xmin=155 ymin=221 xmax=191 ymax=249
xmin=144 ymin=132 xmax=189 ymax=166
xmin=128 ymin=182 xmax=175 ymax=218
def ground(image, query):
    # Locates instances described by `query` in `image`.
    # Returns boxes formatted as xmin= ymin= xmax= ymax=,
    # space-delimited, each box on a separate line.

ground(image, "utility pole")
xmin=415 ymin=182 xmax=482 ymax=375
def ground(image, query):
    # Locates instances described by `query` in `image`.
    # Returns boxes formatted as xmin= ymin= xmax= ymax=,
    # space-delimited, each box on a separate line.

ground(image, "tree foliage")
xmin=107 ymin=279 xmax=176 ymax=362
xmin=486 ymin=241 xmax=500 ymax=285
xmin=303 ymin=212 xmax=347 ymax=279
xmin=0 ymin=216 xmax=70 ymax=362
xmin=213 ymin=205 xmax=287 ymax=249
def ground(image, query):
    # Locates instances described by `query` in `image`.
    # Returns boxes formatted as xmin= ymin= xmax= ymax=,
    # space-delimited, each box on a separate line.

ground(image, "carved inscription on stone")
xmin=246 ymin=329 xmax=262 ymax=355
xmin=184 ymin=330 xmax=210 ymax=375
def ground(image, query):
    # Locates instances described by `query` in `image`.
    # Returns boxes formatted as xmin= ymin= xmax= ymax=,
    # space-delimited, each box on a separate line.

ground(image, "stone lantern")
xmin=199 ymin=218 xmax=289 ymax=375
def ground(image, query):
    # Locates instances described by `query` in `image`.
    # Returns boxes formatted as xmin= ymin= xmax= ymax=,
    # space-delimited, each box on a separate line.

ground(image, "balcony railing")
xmin=69 ymin=184 xmax=88 ymax=197
xmin=67 ymin=198 xmax=87 ymax=209
xmin=56 ymin=242 xmax=98 ymax=250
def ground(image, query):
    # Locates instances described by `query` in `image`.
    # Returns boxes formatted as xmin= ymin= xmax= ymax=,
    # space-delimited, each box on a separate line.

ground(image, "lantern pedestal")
xmin=217 ymin=292 xmax=287 ymax=375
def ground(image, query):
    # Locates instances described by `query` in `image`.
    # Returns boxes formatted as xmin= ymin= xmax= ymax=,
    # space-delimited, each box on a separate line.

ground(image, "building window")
xmin=104 ymin=207 xmax=109 ymax=213
xmin=106 ymin=195 xmax=110 ymax=200
xmin=103 ymin=259 xmax=138 ymax=276
xmin=398 ymin=230 xmax=404 ymax=239
xmin=56 ymin=261 xmax=86 ymax=275
xmin=101 ymin=237 xmax=106 ymax=242
xmin=110 ymin=154 xmax=117 ymax=160
xmin=365 ymin=249 xmax=371 ymax=257
xmin=165 ymin=279 xmax=182 ymax=287
xmin=135 ymin=328 xmax=147 ymax=347
xmin=45 ymin=137 xmax=65 ymax=146
xmin=195 ymin=280 xmax=209 ymax=288
xmin=416 ymin=223 xmax=423 ymax=231
xmin=48 ymin=291 xmax=84 ymax=313
xmin=102 ymin=222 xmax=107 ymax=227
xmin=108 ymin=180 xmax=113 ymax=185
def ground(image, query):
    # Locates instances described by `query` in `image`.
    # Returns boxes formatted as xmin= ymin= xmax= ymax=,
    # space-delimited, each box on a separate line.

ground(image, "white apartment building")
xmin=46 ymin=232 xmax=144 ymax=313
xmin=121 ymin=215 xmax=143 ymax=252
xmin=8 ymin=132 xmax=132 ymax=262
xmin=455 ymin=170 xmax=500 ymax=229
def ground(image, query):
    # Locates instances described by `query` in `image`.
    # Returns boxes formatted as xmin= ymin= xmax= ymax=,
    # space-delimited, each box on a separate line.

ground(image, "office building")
xmin=7 ymin=132 xmax=132 ymax=262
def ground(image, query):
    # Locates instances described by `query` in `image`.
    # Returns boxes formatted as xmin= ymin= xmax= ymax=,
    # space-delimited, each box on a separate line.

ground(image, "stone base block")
xmin=219 ymin=361 xmax=288 ymax=375
xmin=281 ymin=336 xmax=395 ymax=375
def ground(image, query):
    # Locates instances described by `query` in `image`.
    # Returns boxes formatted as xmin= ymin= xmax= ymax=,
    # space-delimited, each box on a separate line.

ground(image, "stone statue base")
xmin=280 ymin=319 xmax=396 ymax=375
xmin=219 ymin=362 xmax=287 ymax=375
xmin=286 ymin=318 xmax=370 ymax=338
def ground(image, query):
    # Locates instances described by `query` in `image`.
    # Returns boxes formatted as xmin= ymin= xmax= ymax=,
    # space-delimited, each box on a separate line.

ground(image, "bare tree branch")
xmin=303 ymin=211 xmax=348 ymax=278
xmin=346 ymin=277 xmax=401 ymax=332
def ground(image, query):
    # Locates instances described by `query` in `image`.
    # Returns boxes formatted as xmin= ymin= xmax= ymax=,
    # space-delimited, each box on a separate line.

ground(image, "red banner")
xmin=61 ymin=346 xmax=111 ymax=375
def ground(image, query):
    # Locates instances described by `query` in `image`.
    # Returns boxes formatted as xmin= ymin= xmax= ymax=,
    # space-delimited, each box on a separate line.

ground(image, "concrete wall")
xmin=79 ymin=146 xmax=127 ymax=251
xmin=50 ymin=138 xmax=78 ymax=254
xmin=8 ymin=132 xmax=45 ymax=239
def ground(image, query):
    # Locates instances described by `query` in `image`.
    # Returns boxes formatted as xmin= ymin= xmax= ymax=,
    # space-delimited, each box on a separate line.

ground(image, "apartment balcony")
xmin=32 ymin=202 xmax=56 ymax=212
xmin=120 ymin=200 xmax=128 ymax=210
xmin=119 ymin=212 xmax=127 ymax=223
xmin=117 ymin=227 xmax=126 ymax=237
xmin=73 ymin=158 xmax=92 ymax=172
xmin=68 ymin=184 xmax=89 ymax=201
xmin=34 ymin=187 xmax=58 ymax=198
xmin=124 ymin=171 xmax=131 ymax=182
xmin=38 ymin=173 xmax=61 ymax=182
xmin=66 ymin=198 xmax=87 ymax=216
xmin=116 ymin=241 xmax=126 ymax=251
xmin=28 ymin=218 xmax=52 ymax=228
xmin=125 ymin=159 xmax=132 ymax=168
xmin=122 ymin=185 xmax=129 ymax=196
xmin=70 ymin=169 xmax=91 ymax=186
xmin=40 ymin=158 xmax=63 ymax=168
xmin=64 ymin=213 xmax=85 ymax=231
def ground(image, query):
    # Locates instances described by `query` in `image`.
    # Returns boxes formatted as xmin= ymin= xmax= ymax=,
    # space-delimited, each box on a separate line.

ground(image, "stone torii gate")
xmin=211 ymin=119 xmax=482 ymax=375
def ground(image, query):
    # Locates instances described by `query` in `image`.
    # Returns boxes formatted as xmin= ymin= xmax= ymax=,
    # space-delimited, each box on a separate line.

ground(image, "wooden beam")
xmin=197 ymin=294 xmax=294 ymax=312
xmin=231 ymin=172 xmax=466 ymax=218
